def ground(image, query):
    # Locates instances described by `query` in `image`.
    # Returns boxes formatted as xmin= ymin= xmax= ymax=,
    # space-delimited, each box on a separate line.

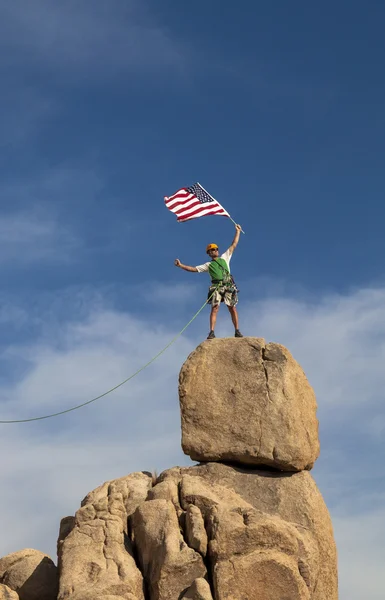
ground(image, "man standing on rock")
xmin=174 ymin=223 xmax=243 ymax=339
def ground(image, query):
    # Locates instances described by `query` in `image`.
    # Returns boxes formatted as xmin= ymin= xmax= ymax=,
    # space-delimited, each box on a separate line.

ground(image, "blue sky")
xmin=0 ymin=2 xmax=384 ymax=598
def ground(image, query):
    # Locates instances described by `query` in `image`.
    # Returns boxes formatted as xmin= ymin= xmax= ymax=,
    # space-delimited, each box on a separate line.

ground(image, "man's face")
xmin=208 ymin=248 xmax=219 ymax=258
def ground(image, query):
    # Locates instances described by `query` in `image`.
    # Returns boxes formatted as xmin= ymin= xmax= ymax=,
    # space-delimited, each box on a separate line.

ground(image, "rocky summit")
xmin=0 ymin=338 xmax=338 ymax=599
xmin=179 ymin=338 xmax=320 ymax=471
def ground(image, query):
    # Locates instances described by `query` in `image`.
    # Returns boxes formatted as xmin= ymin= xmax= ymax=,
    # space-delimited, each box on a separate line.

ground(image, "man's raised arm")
xmin=174 ymin=259 xmax=198 ymax=272
xmin=227 ymin=223 xmax=242 ymax=254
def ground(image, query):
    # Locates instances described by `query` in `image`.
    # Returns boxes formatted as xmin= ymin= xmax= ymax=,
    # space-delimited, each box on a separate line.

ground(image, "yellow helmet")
xmin=206 ymin=243 xmax=218 ymax=254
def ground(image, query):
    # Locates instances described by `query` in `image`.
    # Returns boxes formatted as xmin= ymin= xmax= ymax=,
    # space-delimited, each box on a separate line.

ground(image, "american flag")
xmin=164 ymin=182 xmax=230 ymax=223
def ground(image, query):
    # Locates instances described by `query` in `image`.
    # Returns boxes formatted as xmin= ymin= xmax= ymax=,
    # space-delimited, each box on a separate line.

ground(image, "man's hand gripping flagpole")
xmin=196 ymin=182 xmax=245 ymax=234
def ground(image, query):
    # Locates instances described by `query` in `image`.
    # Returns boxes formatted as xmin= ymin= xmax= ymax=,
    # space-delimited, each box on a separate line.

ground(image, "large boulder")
xmin=0 ymin=584 xmax=19 ymax=599
xmin=179 ymin=337 xmax=320 ymax=471
xmin=57 ymin=472 xmax=152 ymax=600
xmin=153 ymin=462 xmax=338 ymax=600
xmin=0 ymin=550 xmax=57 ymax=600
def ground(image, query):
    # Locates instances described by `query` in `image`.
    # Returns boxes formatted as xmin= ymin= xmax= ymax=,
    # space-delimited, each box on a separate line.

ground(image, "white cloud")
xmin=0 ymin=283 xmax=384 ymax=600
xmin=242 ymin=287 xmax=385 ymax=413
xmin=141 ymin=282 xmax=201 ymax=304
xmin=0 ymin=298 xmax=193 ymax=559
xmin=0 ymin=0 xmax=183 ymax=78
xmin=334 ymin=509 xmax=385 ymax=600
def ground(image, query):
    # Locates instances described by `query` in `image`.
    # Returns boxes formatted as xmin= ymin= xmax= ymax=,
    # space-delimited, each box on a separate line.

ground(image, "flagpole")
xmin=197 ymin=182 xmax=245 ymax=234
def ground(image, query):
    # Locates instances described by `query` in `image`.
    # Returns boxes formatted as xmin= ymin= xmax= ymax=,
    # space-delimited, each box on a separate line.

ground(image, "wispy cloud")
xmin=0 ymin=0 xmax=183 ymax=78
xmin=0 ymin=165 xmax=109 ymax=267
xmin=0 ymin=210 xmax=79 ymax=265
xmin=0 ymin=282 xmax=384 ymax=600
xmin=334 ymin=509 xmax=385 ymax=600
xmin=242 ymin=286 xmax=385 ymax=413
xmin=0 ymin=292 xmax=193 ymax=557
xmin=0 ymin=1 xmax=186 ymax=150
xmin=1 ymin=165 xmax=103 ymax=210
xmin=0 ymin=87 xmax=54 ymax=149
xmin=141 ymin=282 xmax=200 ymax=304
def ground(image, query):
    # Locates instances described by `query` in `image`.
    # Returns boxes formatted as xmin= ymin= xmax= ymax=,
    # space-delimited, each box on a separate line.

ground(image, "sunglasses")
xmin=208 ymin=248 xmax=219 ymax=252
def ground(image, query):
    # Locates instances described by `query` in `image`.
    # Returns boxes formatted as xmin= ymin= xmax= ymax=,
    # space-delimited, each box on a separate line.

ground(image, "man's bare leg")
xmin=210 ymin=304 xmax=220 ymax=331
xmin=228 ymin=305 xmax=243 ymax=336
xmin=227 ymin=305 xmax=239 ymax=329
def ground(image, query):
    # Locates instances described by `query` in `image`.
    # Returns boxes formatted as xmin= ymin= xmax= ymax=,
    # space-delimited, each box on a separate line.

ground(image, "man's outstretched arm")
xmin=174 ymin=259 xmax=198 ymax=272
xmin=227 ymin=223 xmax=242 ymax=254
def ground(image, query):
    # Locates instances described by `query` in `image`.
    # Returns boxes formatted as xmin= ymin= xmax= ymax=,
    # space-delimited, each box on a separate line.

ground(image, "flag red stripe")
xmin=178 ymin=211 xmax=228 ymax=222
xmin=177 ymin=206 xmax=228 ymax=221
xmin=177 ymin=203 xmax=223 ymax=219
xmin=174 ymin=199 xmax=208 ymax=217
xmin=164 ymin=188 xmax=189 ymax=204
xmin=166 ymin=194 xmax=190 ymax=206
xmin=165 ymin=195 xmax=197 ymax=211
xmin=164 ymin=184 xmax=230 ymax=223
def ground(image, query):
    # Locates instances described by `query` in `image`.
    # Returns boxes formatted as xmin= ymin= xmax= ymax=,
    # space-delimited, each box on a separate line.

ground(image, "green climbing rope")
xmin=0 ymin=292 xmax=216 ymax=424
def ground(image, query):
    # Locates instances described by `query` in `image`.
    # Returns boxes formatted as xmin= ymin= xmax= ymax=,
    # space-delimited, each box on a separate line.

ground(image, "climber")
xmin=174 ymin=223 xmax=243 ymax=340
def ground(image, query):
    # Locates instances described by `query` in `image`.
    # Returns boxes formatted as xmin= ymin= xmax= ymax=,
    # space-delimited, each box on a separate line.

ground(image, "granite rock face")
xmin=179 ymin=337 xmax=320 ymax=471
xmin=0 ymin=584 xmax=19 ymax=600
xmin=50 ymin=462 xmax=336 ymax=599
xmin=131 ymin=498 xmax=206 ymax=600
xmin=0 ymin=550 xmax=57 ymax=600
xmin=0 ymin=339 xmax=337 ymax=599
xmin=152 ymin=462 xmax=337 ymax=600
xmin=181 ymin=578 xmax=213 ymax=600
xmin=57 ymin=472 xmax=152 ymax=600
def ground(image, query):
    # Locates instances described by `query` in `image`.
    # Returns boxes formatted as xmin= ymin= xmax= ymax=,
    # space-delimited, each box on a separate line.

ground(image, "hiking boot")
xmin=207 ymin=330 xmax=216 ymax=340
xmin=234 ymin=329 xmax=243 ymax=338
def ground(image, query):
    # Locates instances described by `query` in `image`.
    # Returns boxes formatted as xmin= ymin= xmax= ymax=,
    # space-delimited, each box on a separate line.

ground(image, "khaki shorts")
xmin=207 ymin=284 xmax=238 ymax=307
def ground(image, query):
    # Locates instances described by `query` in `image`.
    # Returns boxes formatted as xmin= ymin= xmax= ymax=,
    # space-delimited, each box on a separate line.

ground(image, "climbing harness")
xmin=0 ymin=288 xmax=219 ymax=424
xmin=210 ymin=258 xmax=239 ymax=293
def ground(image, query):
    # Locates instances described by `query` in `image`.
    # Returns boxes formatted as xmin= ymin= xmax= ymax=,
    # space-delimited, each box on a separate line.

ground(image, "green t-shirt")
xmin=195 ymin=249 xmax=232 ymax=282
xmin=208 ymin=258 xmax=230 ymax=282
